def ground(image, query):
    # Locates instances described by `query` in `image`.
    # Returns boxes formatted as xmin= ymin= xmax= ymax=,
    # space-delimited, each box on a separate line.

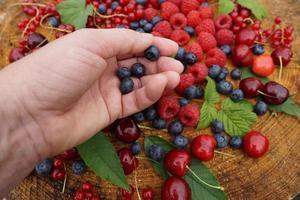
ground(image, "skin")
xmin=0 ymin=29 xmax=183 ymax=196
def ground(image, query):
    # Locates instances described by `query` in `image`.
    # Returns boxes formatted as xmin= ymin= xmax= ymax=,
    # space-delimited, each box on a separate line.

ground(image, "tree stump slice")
xmin=0 ymin=0 xmax=299 ymax=199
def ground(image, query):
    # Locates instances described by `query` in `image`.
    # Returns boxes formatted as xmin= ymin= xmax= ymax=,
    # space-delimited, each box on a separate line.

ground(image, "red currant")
xmin=74 ymin=191 xmax=85 ymax=200
xmin=82 ymin=181 xmax=93 ymax=191
xmin=51 ymin=169 xmax=66 ymax=181
xmin=164 ymin=149 xmax=192 ymax=177
xmin=239 ymin=8 xmax=251 ymax=18
xmin=141 ymin=188 xmax=154 ymax=200
xmin=191 ymin=135 xmax=216 ymax=161
xmin=121 ymin=185 xmax=134 ymax=198
xmin=243 ymin=131 xmax=269 ymax=158
xmin=53 ymin=158 xmax=64 ymax=169
xmin=274 ymin=16 xmax=282 ymax=24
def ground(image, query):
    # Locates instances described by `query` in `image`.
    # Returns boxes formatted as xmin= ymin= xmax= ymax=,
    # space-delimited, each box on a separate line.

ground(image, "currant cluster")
xmin=119 ymin=185 xmax=155 ymax=200
xmin=74 ymin=182 xmax=101 ymax=200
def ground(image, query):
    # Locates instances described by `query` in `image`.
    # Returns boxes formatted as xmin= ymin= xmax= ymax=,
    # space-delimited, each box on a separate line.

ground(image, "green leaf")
xmin=197 ymin=102 xmax=218 ymax=129
xmin=57 ymin=0 xmax=94 ymax=30
xmin=77 ymin=133 xmax=129 ymax=190
xmin=185 ymin=159 xmax=228 ymax=200
xmin=205 ymin=77 xmax=220 ymax=103
xmin=222 ymin=98 xmax=253 ymax=112
xmin=268 ymin=97 xmax=300 ymax=119
xmin=240 ymin=67 xmax=269 ymax=83
xmin=218 ymin=0 xmax=235 ymax=14
xmin=237 ymin=0 xmax=267 ymax=20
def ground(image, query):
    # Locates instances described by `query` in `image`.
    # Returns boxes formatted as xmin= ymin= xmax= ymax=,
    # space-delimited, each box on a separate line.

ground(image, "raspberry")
xmin=175 ymin=73 xmax=195 ymax=95
xmin=178 ymin=104 xmax=199 ymax=127
xmin=170 ymin=13 xmax=187 ymax=30
xmin=198 ymin=6 xmax=213 ymax=19
xmin=187 ymin=63 xmax=208 ymax=83
xmin=151 ymin=31 xmax=163 ymax=37
xmin=181 ymin=0 xmax=199 ymax=15
xmin=195 ymin=18 xmax=215 ymax=35
xmin=158 ymin=96 xmax=180 ymax=120
xmin=185 ymin=42 xmax=203 ymax=61
xmin=167 ymin=0 xmax=182 ymax=7
xmin=205 ymin=48 xmax=227 ymax=67
xmin=170 ymin=30 xmax=190 ymax=46
xmin=153 ymin=21 xmax=172 ymax=38
xmin=197 ymin=32 xmax=217 ymax=52
xmin=187 ymin=10 xmax=201 ymax=27
xmin=144 ymin=8 xmax=159 ymax=21
xmin=216 ymin=29 xmax=234 ymax=46
xmin=160 ymin=2 xmax=180 ymax=20
xmin=214 ymin=15 xmax=232 ymax=30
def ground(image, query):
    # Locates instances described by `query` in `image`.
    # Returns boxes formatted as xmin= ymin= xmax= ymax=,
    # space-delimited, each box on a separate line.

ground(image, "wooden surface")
xmin=0 ymin=0 xmax=300 ymax=199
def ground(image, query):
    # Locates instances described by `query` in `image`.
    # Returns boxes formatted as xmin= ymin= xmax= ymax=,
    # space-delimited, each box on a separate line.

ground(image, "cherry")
xmin=271 ymin=47 xmax=293 ymax=66
xmin=9 ymin=47 xmax=29 ymax=63
xmin=142 ymin=188 xmax=154 ymax=200
xmin=161 ymin=176 xmax=191 ymax=200
xmin=263 ymin=81 xmax=289 ymax=105
xmin=118 ymin=147 xmax=138 ymax=175
xmin=232 ymin=44 xmax=254 ymax=67
xmin=239 ymin=77 xmax=264 ymax=98
xmin=58 ymin=148 xmax=78 ymax=160
xmin=51 ymin=168 xmax=65 ymax=181
xmin=243 ymin=131 xmax=269 ymax=158
xmin=252 ymin=55 xmax=275 ymax=77
xmin=164 ymin=149 xmax=192 ymax=177
xmin=235 ymin=29 xmax=256 ymax=46
xmin=27 ymin=32 xmax=48 ymax=50
xmin=116 ymin=118 xmax=141 ymax=143
xmin=191 ymin=135 xmax=216 ymax=161
xmin=74 ymin=191 xmax=85 ymax=200
xmin=82 ymin=181 xmax=93 ymax=191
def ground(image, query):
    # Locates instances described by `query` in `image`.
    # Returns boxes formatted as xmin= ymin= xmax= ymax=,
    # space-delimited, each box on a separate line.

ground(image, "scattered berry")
xmin=230 ymin=68 xmax=241 ymax=80
xmin=253 ymin=100 xmax=268 ymax=116
xmin=158 ymin=95 xmax=181 ymax=120
xmin=116 ymin=118 xmax=141 ymax=143
xmin=27 ymin=32 xmax=48 ymax=50
xmin=178 ymin=98 xmax=190 ymax=107
xmin=263 ymin=81 xmax=289 ymax=105
xmin=170 ymin=13 xmax=187 ymax=30
xmin=208 ymin=64 xmax=222 ymax=79
xmin=170 ymin=30 xmax=190 ymax=46
xmin=151 ymin=16 xmax=162 ymax=25
xmin=164 ymin=149 xmax=191 ymax=177
xmin=117 ymin=67 xmax=131 ymax=79
xmin=181 ymin=0 xmax=199 ymax=15
xmin=215 ymin=67 xmax=229 ymax=82
xmin=48 ymin=16 xmax=60 ymax=27
xmin=211 ymin=119 xmax=224 ymax=134
xmin=214 ymin=133 xmax=229 ymax=148
xmin=220 ymin=45 xmax=232 ymax=56
xmin=235 ymin=29 xmax=256 ymax=46
xmin=205 ymin=47 xmax=227 ymax=67
xmin=144 ymin=8 xmax=159 ymax=21
xmin=152 ymin=118 xmax=167 ymax=129
xmin=187 ymin=63 xmax=207 ymax=83
xmin=132 ymin=112 xmax=145 ymax=123
xmin=184 ymin=85 xmax=204 ymax=100
xmin=51 ymin=168 xmax=66 ymax=181
xmin=178 ymin=103 xmax=199 ymax=127
xmin=161 ymin=177 xmax=191 ymax=200
xmin=198 ymin=5 xmax=214 ymax=19
xmin=185 ymin=42 xmax=203 ymax=62
xmin=216 ymin=29 xmax=234 ymax=46
xmin=214 ymin=14 xmax=232 ymax=30
xmin=230 ymin=89 xmax=244 ymax=102
xmin=144 ymin=45 xmax=160 ymax=61
xmin=184 ymin=26 xmax=195 ymax=36
xmin=142 ymin=188 xmax=154 ymax=200
xmin=196 ymin=18 xmax=215 ymax=35
xmin=197 ymin=31 xmax=217 ymax=52
xmin=243 ymin=131 xmax=269 ymax=158
xmin=184 ymin=53 xmax=198 ymax=65
xmin=239 ymin=77 xmax=264 ymax=98
xmin=143 ymin=106 xmax=157 ymax=121
xmin=131 ymin=63 xmax=146 ymax=78
xmin=191 ymin=134 xmax=216 ymax=161
xmin=120 ymin=78 xmax=134 ymax=94
xmin=118 ymin=147 xmax=138 ymax=175
xmin=216 ymin=80 xmax=233 ymax=95
xmin=252 ymin=55 xmax=275 ymax=77
xmin=232 ymin=44 xmax=254 ymax=67
xmin=148 ymin=144 xmax=165 ymax=161
xmin=175 ymin=73 xmax=195 ymax=95
xmin=35 ymin=159 xmax=53 ymax=175
xmin=187 ymin=10 xmax=201 ymax=27
xmin=229 ymin=136 xmax=243 ymax=148
xmin=175 ymin=47 xmax=186 ymax=62
xmin=160 ymin=2 xmax=179 ymax=20
xmin=252 ymin=44 xmax=265 ymax=55
xmin=9 ymin=47 xmax=29 ymax=63
xmin=153 ymin=20 xmax=172 ymax=38
xmin=168 ymin=120 xmax=184 ymax=136
xmin=174 ymin=135 xmax=189 ymax=149
xmin=271 ymin=47 xmax=293 ymax=66
xmin=72 ymin=160 xmax=86 ymax=175
xmin=131 ymin=142 xmax=142 ymax=155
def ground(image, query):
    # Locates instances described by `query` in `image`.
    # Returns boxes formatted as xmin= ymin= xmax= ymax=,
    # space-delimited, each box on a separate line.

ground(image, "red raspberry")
xmin=197 ymin=31 xmax=217 ymax=52
xmin=195 ymin=18 xmax=215 ymax=35
xmin=181 ymin=0 xmax=199 ymax=15
xmin=216 ymin=29 xmax=234 ymax=46
xmin=205 ymin=48 xmax=227 ymax=67
xmin=144 ymin=8 xmax=159 ymax=21
xmin=175 ymin=73 xmax=195 ymax=95
xmin=158 ymin=96 xmax=180 ymax=120
xmin=185 ymin=42 xmax=203 ymax=61
xmin=187 ymin=63 xmax=208 ymax=83
xmin=187 ymin=10 xmax=201 ymax=27
xmin=179 ymin=104 xmax=199 ymax=127
xmin=170 ymin=30 xmax=190 ymax=46
xmin=161 ymin=2 xmax=180 ymax=20
xmin=170 ymin=13 xmax=187 ymax=30
xmin=153 ymin=21 xmax=172 ymax=38
xmin=198 ymin=6 xmax=213 ymax=19
xmin=151 ymin=31 xmax=163 ymax=37
xmin=214 ymin=14 xmax=233 ymax=30
xmin=167 ymin=0 xmax=182 ymax=7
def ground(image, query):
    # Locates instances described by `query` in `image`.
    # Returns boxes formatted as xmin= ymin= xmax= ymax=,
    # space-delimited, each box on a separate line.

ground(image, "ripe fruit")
xmin=243 ymin=131 xmax=269 ymax=158
xmin=120 ymin=78 xmax=134 ymax=94
xmin=144 ymin=45 xmax=160 ymax=61
xmin=173 ymin=135 xmax=189 ymax=149
xmin=271 ymin=47 xmax=293 ymax=66
xmin=187 ymin=10 xmax=201 ymax=27
xmin=130 ymin=142 xmax=142 ymax=155
xmin=195 ymin=18 xmax=216 ymax=35
xmin=229 ymin=136 xmax=243 ymax=149
xmin=252 ymin=44 xmax=265 ymax=55
xmin=235 ymin=29 xmax=256 ymax=46
xmin=132 ymin=112 xmax=145 ymax=123
xmin=142 ymin=188 xmax=154 ymax=200
xmin=72 ymin=160 xmax=86 ymax=175
xmin=184 ymin=26 xmax=195 ymax=36
xmin=164 ymin=149 xmax=192 ymax=177
xmin=158 ymin=96 xmax=181 ymax=120
xmin=220 ymin=45 xmax=232 ymax=56
xmin=253 ymin=100 xmax=268 ymax=116
xmin=185 ymin=43 xmax=203 ymax=62
xmin=197 ymin=32 xmax=217 ymax=52
xmin=214 ymin=14 xmax=233 ymax=30
xmin=263 ymin=81 xmax=289 ymax=105
xmin=116 ymin=118 xmax=141 ymax=143
xmin=184 ymin=53 xmax=198 ymax=65
xmin=175 ymin=74 xmax=195 ymax=95
xmin=215 ymin=67 xmax=229 ymax=82
xmin=27 ymin=32 xmax=48 ymax=50
xmin=51 ymin=169 xmax=66 ymax=181
xmin=216 ymin=29 xmax=234 ymax=46
xmin=9 ymin=47 xmax=29 ymax=63
xmin=211 ymin=119 xmax=224 ymax=134
xmin=118 ymin=147 xmax=138 ymax=175
xmin=214 ymin=133 xmax=229 ymax=148
xmin=170 ymin=13 xmax=187 ymax=30
xmin=131 ymin=63 xmax=146 ymax=78
xmin=161 ymin=177 xmax=191 ymax=200
xmin=181 ymin=0 xmax=199 ymax=15
xmin=144 ymin=106 xmax=157 ymax=121
xmin=230 ymin=89 xmax=244 ymax=102
xmin=184 ymin=85 xmax=203 ymax=100
xmin=148 ymin=144 xmax=165 ymax=161
xmin=191 ymin=134 xmax=216 ymax=161
xmin=35 ymin=159 xmax=53 ymax=175
xmin=117 ymin=67 xmax=131 ymax=79
xmin=152 ymin=118 xmax=167 ymax=129
xmin=170 ymin=30 xmax=190 ymax=46
xmin=232 ymin=44 xmax=254 ymax=67
xmin=153 ymin=20 xmax=172 ymax=38
xmin=208 ymin=64 xmax=222 ymax=79
xmin=252 ymin=55 xmax=275 ymax=77
xmin=160 ymin=2 xmax=179 ymax=20
xmin=82 ymin=182 xmax=93 ymax=191
xmin=178 ymin=98 xmax=190 ymax=107
xmin=230 ymin=68 xmax=242 ymax=80
xmin=168 ymin=120 xmax=184 ymax=136
xmin=205 ymin=48 xmax=227 ymax=67
xmin=239 ymin=77 xmax=264 ymax=98
xmin=216 ymin=80 xmax=233 ymax=95
xmin=178 ymin=104 xmax=200 ymax=127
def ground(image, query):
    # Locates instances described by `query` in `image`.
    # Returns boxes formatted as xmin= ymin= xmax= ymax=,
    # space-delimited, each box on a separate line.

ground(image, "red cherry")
xmin=164 ymin=149 xmax=192 ymax=177
xmin=232 ymin=44 xmax=254 ymax=67
xmin=243 ymin=131 xmax=269 ymax=158
xmin=271 ymin=47 xmax=293 ymax=66
xmin=27 ymin=32 xmax=48 ymax=50
xmin=9 ymin=47 xmax=29 ymax=63
xmin=235 ymin=29 xmax=256 ymax=46
xmin=74 ymin=191 xmax=85 ymax=200
xmin=51 ymin=169 xmax=65 ymax=181
xmin=53 ymin=158 xmax=64 ymax=169
xmin=82 ymin=181 xmax=93 ymax=191
xmin=161 ymin=177 xmax=191 ymax=200
xmin=191 ymin=135 xmax=216 ymax=161
xmin=274 ymin=16 xmax=282 ymax=24
xmin=252 ymin=55 xmax=275 ymax=77
xmin=118 ymin=148 xmax=138 ymax=175
xmin=116 ymin=118 xmax=141 ymax=143
xmin=239 ymin=77 xmax=264 ymax=98
xmin=141 ymin=188 xmax=154 ymax=200
xmin=263 ymin=81 xmax=289 ymax=105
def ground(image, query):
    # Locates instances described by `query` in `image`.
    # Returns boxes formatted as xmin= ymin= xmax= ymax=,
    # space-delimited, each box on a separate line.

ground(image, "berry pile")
xmin=74 ymin=182 xmax=101 ymax=200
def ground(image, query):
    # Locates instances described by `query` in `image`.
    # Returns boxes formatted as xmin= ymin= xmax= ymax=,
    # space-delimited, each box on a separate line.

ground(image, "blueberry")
xmin=230 ymin=89 xmax=244 ymax=102
xmin=211 ymin=119 xmax=224 ymax=134
xmin=229 ymin=136 xmax=243 ymax=148
xmin=98 ymin=3 xmax=107 ymax=14
xmin=230 ymin=68 xmax=241 ymax=80
xmin=139 ymin=19 xmax=148 ymax=27
xmin=72 ymin=160 xmax=86 ymax=175
xmin=136 ymin=0 xmax=147 ymax=5
xmin=152 ymin=118 xmax=167 ymax=129
xmin=111 ymin=1 xmax=119 ymax=10
xmin=148 ymin=144 xmax=165 ymax=161
xmin=35 ymin=159 xmax=53 ymax=175
xmin=158 ymin=0 xmax=166 ymax=4
xmin=120 ymin=78 xmax=134 ymax=94
xmin=135 ymin=28 xmax=145 ymax=33
xmin=131 ymin=63 xmax=145 ymax=78
xmin=48 ymin=16 xmax=60 ymax=27
xmin=143 ymin=23 xmax=153 ymax=33
xmin=130 ymin=21 xmax=140 ymax=30
xmin=214 ymin=133 xmax=229 ymax=148
xmin=184 ymin=85 xmax=204 ymax=100
xmin=131 ymin=142 xmax=142 ymax=155
xmin=144 ymin=45 xmax=160 ymax=61
xmin=151 ymin=16 xmax=161 ymax=25
xmin=184 ymin=53 xmax=198 ymax=65
xmin=178 ymin=98 xmax=190 ymax=107
xmin=215 ymin=67 xmax=229 ymax=82
xmin=208 ymin=64 xmax=222 ymax=79
xmin=168 ymin=121 xmax=184 ymax=136
xmin=220 ymin=45 xmax=232 ymax=56
xmin=252 ymin=44 xmax=265 ymax=55
xmin=143 ymin=106 xmax=157 ymax=121
xmin=184 ymin=26 xmax=195 ymax=37
xmin=132 ymin=112 xmax=145 ymax=122
xmin=173 ymin=135 xmax=189 ymax=148
xmin=175 ymin=47 xmax=186 ymax=62
xmin=216 ymin=80 xmax=232 ymax=95
xmin=116 ymin=67 xmax=131 ymax=79
xmin=253 ymin=100 xmax=268 ymax=116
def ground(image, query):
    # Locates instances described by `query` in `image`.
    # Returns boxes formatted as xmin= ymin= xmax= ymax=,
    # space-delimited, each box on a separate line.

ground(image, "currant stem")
xmin=61 ymin=163 xmax=67 ymax=194
xmin=93 ymin=8 xmax=128 ymax=19
xmin=8 ymin=2 xmax=47 ymax=8
xmin=186 ymin=166 xmax=224 ymax=191
xmin=278 ymin=56 xmax=283 ymax=81
xmin=40 ymin=14 xmax=72 ymax=33
xmin=22 ymin=6 xmax=40 ymax=38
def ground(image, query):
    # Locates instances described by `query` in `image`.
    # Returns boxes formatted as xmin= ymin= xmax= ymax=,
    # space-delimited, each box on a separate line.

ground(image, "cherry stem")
xmin=186 ymin=166 xmax=224 ymax=191
xmin=22 ymin=6 xmax=40 ymax=38
xmin=61 ymin=163 xmax=67 ymax=194
xmin=93 ymin=8 xmax=127 ymax=19
xmin=137 ymin=124 xmax=168 ymax=132
xmin=40 ymin=14 xmax=72 ymax=33
xmin=278 ymin=56 xmax=283 ymax=81
xmin=136 ymin=156 xmax=161 ymax=165
xmin=214 ymin=150 xmax=236 ymax=158
xmin=257 ymin=90 xmax=278 ymax=99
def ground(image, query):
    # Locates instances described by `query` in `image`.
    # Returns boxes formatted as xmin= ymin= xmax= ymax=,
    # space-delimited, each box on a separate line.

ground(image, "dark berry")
xmin=161 ymin=177 xmax=191 ymax=200
xmin=131 ymin=63 xmax=146 ymax=78
xmin=148 ymin=144 xmax=165 ymax=161
xmin=144 ymin=45 xmax=160 ymax=61
xmin=252 ymin=44 xmax=265 ymax=55
xmin=144 ymin=23 xmax=154 ymax=33
xmin=184 ymin=85 xmax=204 ymax=100
xmin=174 ymin=135 xmax=189 ymax=148
xmin=132 ymin=112 xmax=145 ymax=122
xmin=130 ymin=21 xmax=140 ymax=30
xmin=253 ymin=100 xmax=268 ymax=116
xmin=116 ymin=25 xmax=127 ymax=29
xmin=143 ymin=106 xmax=157 ymax=121
xmin=48 ymin=16 xmax=60 ymax=27
xmin=211 ymin=119 xmax=224 ymax=134
xmin=263 ymin=81 xmax=289 ymax=105
xmin=118 ymin=147 xmax=138 ymax=175
xmin=116 ymin=67 xmax=131 ymax=79
xmin=152 ymin=118 xmax=167 ymax=129
xmin=136 ymin=0 xmax=147 ymax=5
xmin=168 ymin=121 xmax=184 ymax=136
xmin=230 ymin=89 xmax=244 ymax=102
xmin=72 ymin=160 xmax=86 ymax=175
xmin=230 ymin=68 xmax=241 ymax=80
xmin=120 ymin=78 xmax=134 ymax=94
xmin=9 ymin=47 xmax=29 ymax=63
xmin=239 ymin=77 xmax=264 ymax=98
xmin=35 ymin=159 xmax=53 ymax=175
xmin=111 ymin=1 xmax=119 ymax=10
xmin=178 ymin=98 xmax=190 ymax=107
xmin=139 ymin=19 xmax=148 ymax=27
xmin=208 ymin=64 xmax=222 ymax=79
xmin=215 ymin=67 xmax=229 ymax=82
xmin=27 ymin=32 xmax=48 ymax=50
xmin=220 ymin=45 xmax=232 ymax=56
xmin=175 ymin=47 xmax=186 ymax=62
xmin=216 ymin=80 xmax=233 ymax=95
xmin=214 ymin=133 xmax=229 ymax=148
xmin=151 ymin=16 xmax=162 ymax=25
xmin=116 ymin=118 xmax=141 ymax=143
xmin=229 ymin=136 xmax=243 ymax=148
xmin=184 ymin=53 xmax=198 ymax=65
xmin=184 ymin=26 xmax=195 ymax=37
xmin=131 ymin=142 xmax=142 ymax=155
xmin=136 ymin=28 xmax=145 ymax=33
xmin=98 ymin=3 xmax=107 ymax=14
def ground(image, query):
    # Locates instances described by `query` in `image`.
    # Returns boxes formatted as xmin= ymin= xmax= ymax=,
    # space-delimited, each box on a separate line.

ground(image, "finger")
xmin=117 ymin=56 xmax=184 ymax=75
xmin=140 ymin=71 xmax=181 ymax=91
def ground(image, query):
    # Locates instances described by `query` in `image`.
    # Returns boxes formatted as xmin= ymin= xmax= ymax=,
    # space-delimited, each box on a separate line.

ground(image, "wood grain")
xmin=0 ymin=0 xmax=299 ymax=199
